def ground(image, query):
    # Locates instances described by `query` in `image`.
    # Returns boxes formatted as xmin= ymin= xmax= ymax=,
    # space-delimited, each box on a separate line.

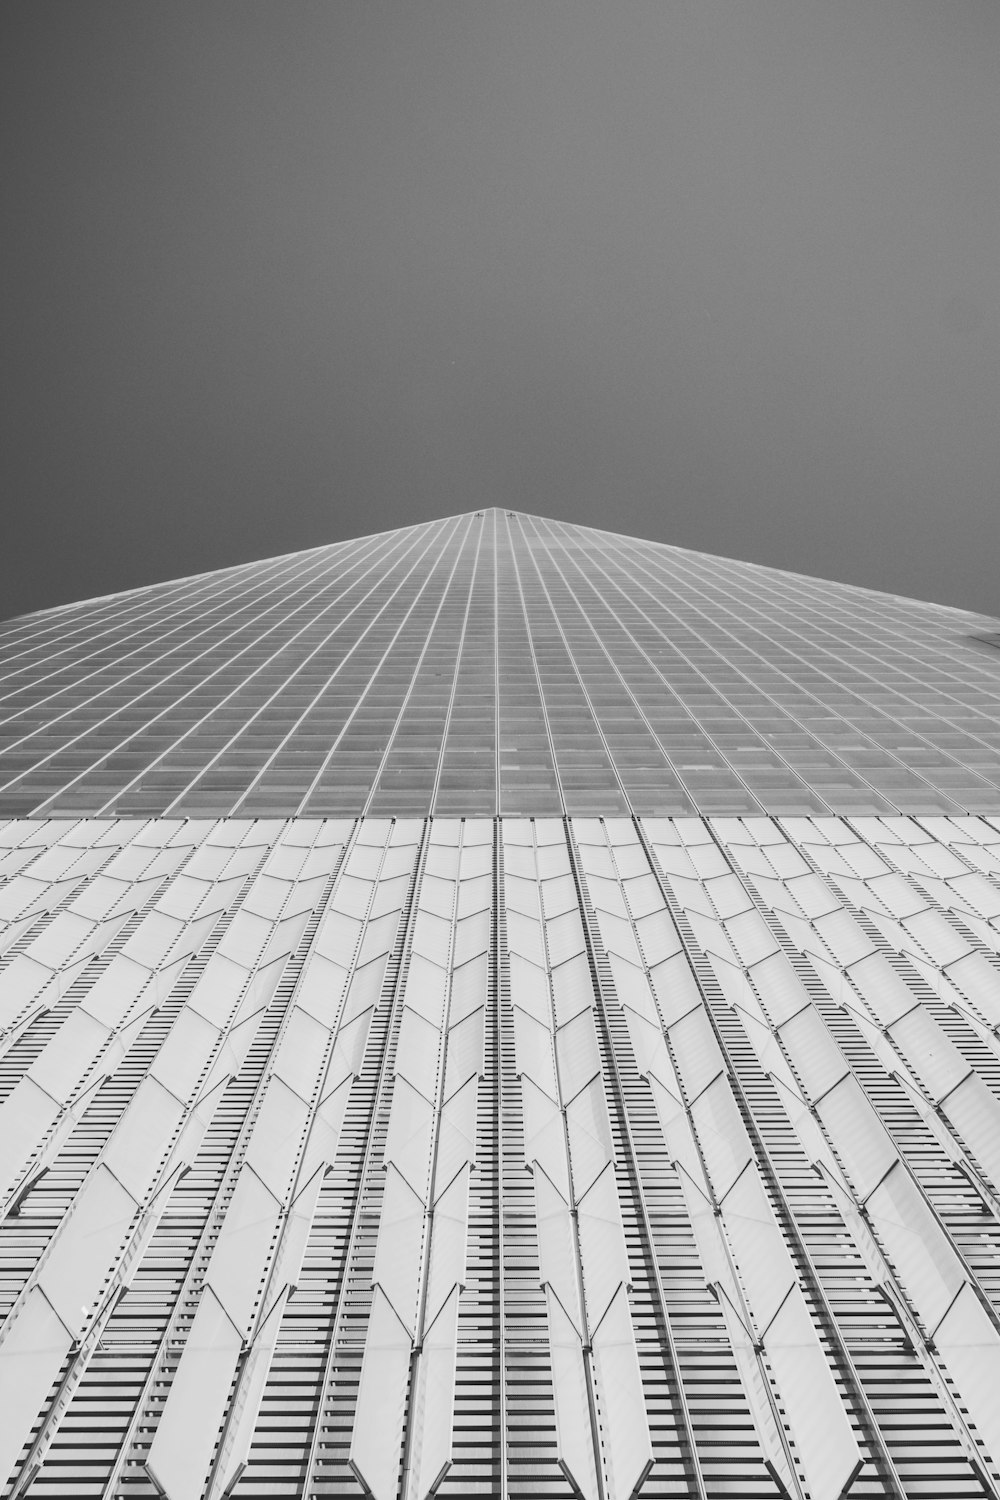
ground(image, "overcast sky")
xmin=2 ymin=2 xmax=998 ymax=620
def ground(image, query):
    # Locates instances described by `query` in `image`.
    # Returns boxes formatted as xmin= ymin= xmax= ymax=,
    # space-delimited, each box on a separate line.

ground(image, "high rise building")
xmin=1 ymin=509 xmax=1000 ymax=1500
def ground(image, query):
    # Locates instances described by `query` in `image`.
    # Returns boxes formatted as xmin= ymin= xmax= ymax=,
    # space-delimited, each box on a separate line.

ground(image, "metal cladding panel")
xmin=2 ymin=791 xmax=1000 ymax=1498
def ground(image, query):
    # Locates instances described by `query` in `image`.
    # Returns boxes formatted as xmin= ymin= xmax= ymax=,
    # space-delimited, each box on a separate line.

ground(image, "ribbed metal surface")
xmin=2 ymin=811 xmax=1000 ymax=1500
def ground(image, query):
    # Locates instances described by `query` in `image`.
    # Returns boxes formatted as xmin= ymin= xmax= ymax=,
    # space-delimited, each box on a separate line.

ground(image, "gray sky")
xmin=2 ymin=1 xmax=998 ymax=619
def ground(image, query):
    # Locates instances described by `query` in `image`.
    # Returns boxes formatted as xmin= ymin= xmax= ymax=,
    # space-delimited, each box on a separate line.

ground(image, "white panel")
xmin=545 ymin=1286 xmax=600 ymax=1500
xmin=944 ymin=1074 xmax=1000 ymax=1191
xmin=903 ymin=909 xmax=971 ymax=966
xmin=555 ymin=1008 xmax=601 ymax=1104
xmin=541 ymin=872 xmax=577 ymax=920
xmin=444 ymin=1006 xmax=484 ymax=1097
xmin=891 ymin=1005 xmax=968 ymax=1103
xmin=748 ymin=950 xmax=812 ymax=1026
xmin=38 ymin=1164 xmax=137 ymax=1335
xmin=121 ymin=910 xmax=183 ymax=969
xmin=505 ymin=870 xmax=541 ymax=918
xmin=521 ymin=1076 xmax=571 ymax=1199
xmin=216 ymin=909 xmax=272 ymax=964
xmin=765 ymin=1293 xmax=861 ymax=1500
xmin=206 ymin=1169 xmax=281 ymax=1335
xmin=456 ymin=873 xmax=492 ymax=920
xmin=634 ymin=909 xmax=682 ymax=967
xmin=867 ymin=1168 xmax=962 ymax=1332
xmin=673 ymin=876 xmax=717 ymax=922
xmin=396 ymin=1007 xmax=443 ymax=1098
xmin=403 ymin=953 xmax=449 ymax=1029
xmin=330 ymin=1006 xmax=374 ymax=1082
xmin=691 ymin=1076 xmax=752 ymax=1201
xmin=28 ymin=1008 xmax=107 ymax=1103
xmin=720 ymin=1164 xmax=793 ymax=1333
xmin=779 ymin=1005 xmax=845 ymax=1103
xmin=271 ymin=1008 xmax=329 ymax=1101
xmin=419 ymin=876 xmax=455 ymax=918
xmin=945 ymin=951 xmax=1000 ymax=1026
xmin=669 ymin=1005 xmax=724 ymax=1100
xmin=577 ymin=1162 xmax=630 ymax=1330
xmin=407 ymin=1287 xmax=461 ymax=1500
xmin=812 ymin=907 xmax=875 ymax=967
xmin=566 ymin=1076 xmax=615 ymax=1201
xmin=588 ymin=874 xmax=630 ymax=917
xmin=608 ymin=952 xmax=657 ymax=1023
xmin=0 ymin=954 xmax=53 ymax=1029
xmin=551 ymin=953 xmax=594 ymax=1026
xmin=508 ymin=952 xmax=550 ymax=1024
xmin=725 ymin=910 xmax=779 ymax=967
xmin=434 ymin=1075 xmax=478 ymax=1190
xmin=649 ymin=949 xmax=703 ymax=1026
xmin=513 ymin=1006 xmax=557 ymax=1098
xmin=372 ymin=1165 xmax=425 ymax=1334
xmin=546 ymin=909 xmax=586 ymax=967
xmin=936 ymin=1282 xmax=1000 ymax=1467
xmin=312 ymin=909 xmax=361 ymax=966
xmin=243 ymin=1078 xmax=309 ymax=1200
xmin=591 ymin=1285 xmax=654 ymax=1500
xmin=706 ymin=873 xmax=753 ymax=920
xmin=535 ymin=1164 xmax=582 ymax=1333
xmin=150 ymin=1007 xmax=219 ymax=1100
xmin=146 ymin=1287 xmax=243 ymax=1500
xmin=341 ymin=952 xmax=388 ymax=1024
xmin=383 ymin=1078 xmax=435 ymax=1198
xmin=817 ymin=1076 xmax=897 ymax=1200
xmin=0 ymin=1288 xmax=74 ymax=1485
xmin=506 ymin=909 xmax=546 ymax=968
xmin=103 ymin=1076 xmax=185 ymax=1200
xmin=298 ymin=1072 xmax=354 ymax=1185
xmin=594 ymin=910 xmax=641 ymax=965
xmin=423 ymin=1163 xmax=470 ymax=1328
xmin=411 ymin=909 xmax=453 ymax=966
xmin=0 ymin=1076 xmax=60 ymax=1201
xmin=186 ymin=953 xmax=248 ymax=1028
xmin=621 ymin=1002 xmax=667 ymax=1080
xmin=622 ymin=874 xmax=662 ymax=921
xmin=647 ymin=1073 xmax=703 ymax=1186
xmin=350 ymin=1290 xmax=412 ymax=1500
xmin=452 ymin=909 xmax=490 ymax=966
xmin=848 ymin=951 xmax=918 ymax=1026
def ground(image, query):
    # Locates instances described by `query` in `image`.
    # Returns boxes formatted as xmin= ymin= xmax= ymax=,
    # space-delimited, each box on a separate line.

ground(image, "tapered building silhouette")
xmin=2 ymin=510 xmax=1000 ymax=1500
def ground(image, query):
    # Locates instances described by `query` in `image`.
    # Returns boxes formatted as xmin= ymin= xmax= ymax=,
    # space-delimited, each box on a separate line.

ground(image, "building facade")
xmin=1 ymin=510 xmax=1000 ymax=1499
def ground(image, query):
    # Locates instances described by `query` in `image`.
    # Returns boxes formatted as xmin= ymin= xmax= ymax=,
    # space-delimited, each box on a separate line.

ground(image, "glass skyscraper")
xmin=2 ymin=509 xmax=1000 ymax=1500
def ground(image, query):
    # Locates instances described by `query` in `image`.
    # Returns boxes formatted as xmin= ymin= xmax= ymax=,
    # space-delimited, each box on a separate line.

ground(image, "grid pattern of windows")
xmin=2 ymin=509 xmax=1000 ymax=819
xmin=2 ymin=811 xmax=1000 ymax=1499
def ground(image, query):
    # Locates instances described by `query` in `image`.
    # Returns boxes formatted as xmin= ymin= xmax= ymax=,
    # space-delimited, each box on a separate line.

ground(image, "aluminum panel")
xmin=407 ymin=1286 xmax=461 ymax=1500
xmin=577 ymin=1161 xmax=630 ymax=1330
xmin=817 ymin=1075 xmax=897 ymax=1200
xmin=383 ymin=1077 xmax=435 ymax=1197
xmin=350 ymin=1290 xmax=413 ymax=1500
xmin=37 ymin=1163 xmax=137 ymax=1334
xmin=936 ymin=1281 xmax=1000 ymax=1467
xmin=555 ymin=1007 xmax=602 ymax=1104
xmin=534 ymin=1164 xmax=582 ymax=1333
xmin=521 ymin=1076 xmax=571 ymax=1198
xmin=544 ymin=1286 xmax=600 ymax=1500
xmin=146 ymin=1287 xmax=244 ymax=1500
xmin=764 ymin=1293 xmax=861 ymax=1500
xmin=205 ymin=1168 xmax=282 ymax=1335
xmin=867 ymin=1167 xmax=963 ymax=1332
xmin=590 ymin=1285 xmax=654 ymax=1500
xmin=434 ymin=1074 xmax=478 ymax=1191
xmin=372 ymin=1165 xmax=425 ymax=1333
xmin=0 ymin=1289 xmax=74 ymax=1485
